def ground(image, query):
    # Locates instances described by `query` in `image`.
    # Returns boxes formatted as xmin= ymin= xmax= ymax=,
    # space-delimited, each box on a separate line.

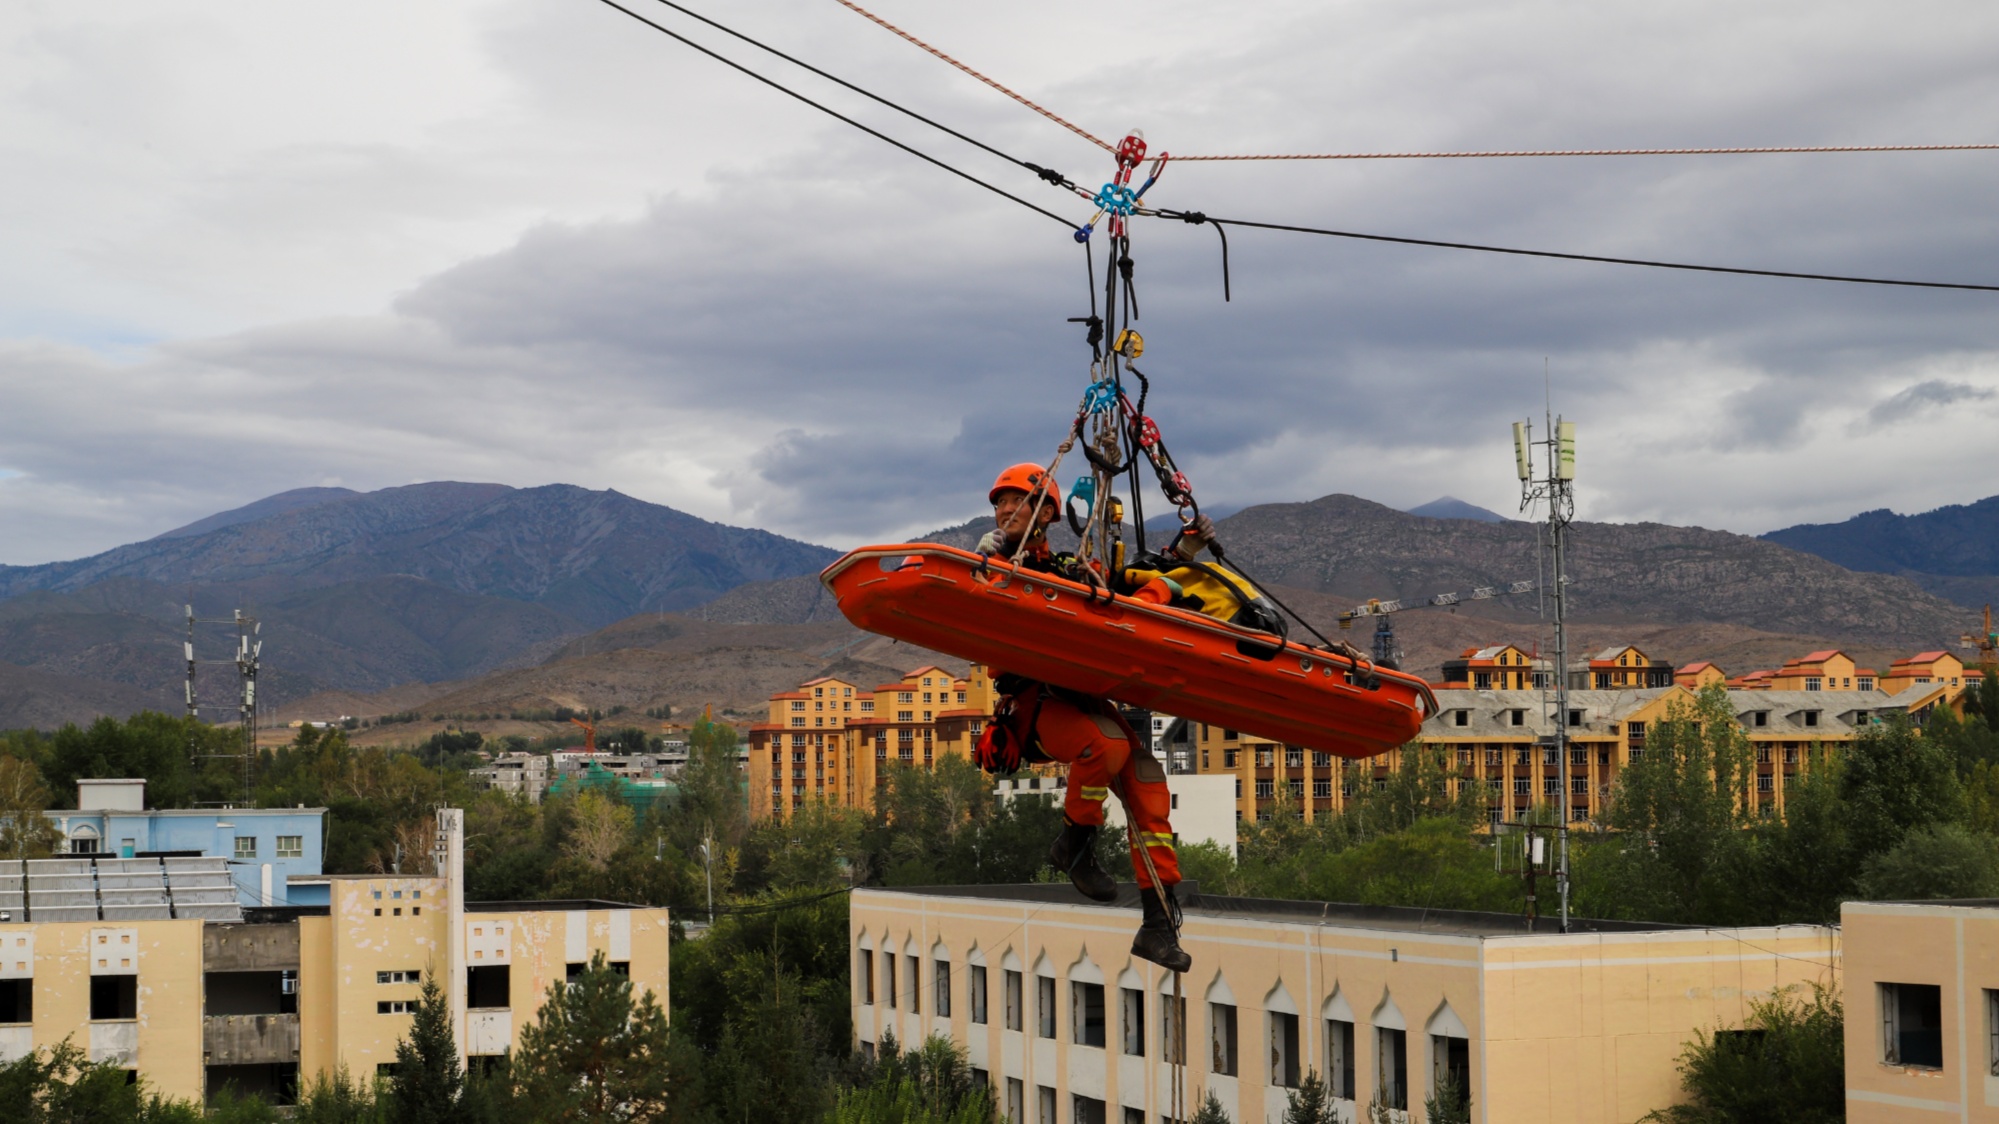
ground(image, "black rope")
xmin=590 ymin=0 xmax=1079 ymax=228
xmin=1159 ymin=208 xmax=1999 ymax=293
xmin=642 ymin=0 xmax=1079 ymax=190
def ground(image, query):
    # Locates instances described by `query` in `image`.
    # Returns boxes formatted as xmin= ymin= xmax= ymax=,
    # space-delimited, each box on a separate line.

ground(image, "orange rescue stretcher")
xmin=820 ymin=544 xmax=1439 ymax=759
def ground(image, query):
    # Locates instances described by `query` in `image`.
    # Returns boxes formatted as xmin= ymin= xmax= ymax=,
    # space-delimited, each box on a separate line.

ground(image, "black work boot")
xmin=1131 ymin=885 xmax=1191 ymax=972
xmin=1048 ymin=821 xmax=1117 ymax=902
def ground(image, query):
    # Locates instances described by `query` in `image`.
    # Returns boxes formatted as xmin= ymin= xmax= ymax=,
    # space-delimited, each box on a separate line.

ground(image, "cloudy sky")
xmin=5 ymin=0 xmax=1999 ymax=565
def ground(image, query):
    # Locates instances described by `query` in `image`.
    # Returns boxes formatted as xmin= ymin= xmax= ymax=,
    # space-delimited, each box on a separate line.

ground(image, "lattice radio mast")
xmin=185 ymin=606 xmax=261 ymax=804
xmin=1515 ymin=415 xmax=1576 ymax=931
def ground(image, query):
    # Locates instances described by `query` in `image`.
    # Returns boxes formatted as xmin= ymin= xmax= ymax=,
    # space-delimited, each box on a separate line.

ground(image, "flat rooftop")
xmin=865 ymin=883 xmax=1695 ymax=938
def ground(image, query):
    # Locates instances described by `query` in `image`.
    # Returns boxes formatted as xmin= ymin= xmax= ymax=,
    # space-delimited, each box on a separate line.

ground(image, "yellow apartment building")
xmin=0 ymin=810 xmax=669 ymax=1106
xmin=1197 ymin=678 xmax=1953 ymax=826
xmin=1765 ymin=650 xmax=1874 ymax=692
xmin=1842 ymin=899 xmax=1999 ymax=1122
xmin=749 ymin=665 xmax=996 ymax=820
xmin=852 ymin=884 xmax=1838 ymax=1123
xmin=1436 ymin=645 xmax=1548 ymax=692
xmin=1882 ymin=650 xmax=1971 ymax=695
xmin=1674 ymin=662 xmax=1728 ymax=690
xmin=1567 ymin=646 xmax=1676 ymax=690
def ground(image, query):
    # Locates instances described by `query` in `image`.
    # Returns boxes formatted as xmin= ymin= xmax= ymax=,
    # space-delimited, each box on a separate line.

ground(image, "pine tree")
xmin=1189 ymin=1088 xmax=1232 ymax=1124
xmin=1281 ymin=1070 xmax=1335 ymax=1124
xmin=513 ymin=951 xmax=685 ymax=1123
xmin=386 ymin=977 xmax=463 ymax=1124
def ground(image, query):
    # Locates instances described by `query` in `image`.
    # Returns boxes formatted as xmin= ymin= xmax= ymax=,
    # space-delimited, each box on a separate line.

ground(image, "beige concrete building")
xmin=0 ymin=810 xmax=669 ymax=1106
xmin=1843 ymin=900 xmax=1999 ymax=1122
xmin=853 ymin=884 xmax=1837 ymax=1123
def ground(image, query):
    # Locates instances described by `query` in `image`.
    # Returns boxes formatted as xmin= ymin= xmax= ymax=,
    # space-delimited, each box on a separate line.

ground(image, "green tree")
xmin=0 ymin=1037 xmax=201 ymax=1122
xmin=1297 ymin=818 xmax=1519 ymax=912
xmin=1840 ymin=718 xmax=1967 ymax=862
xmin=1281 ymin=1070 xmax=1336 ymax=1124
xmin=293 ymin=1066 xmax=383 ymax=1124
xmin=514 ymin=951 xmax=687 ymax=1123
xmin=0 ymin=754 xmax=63 ymax=859
xmin=1423 ymin=1069 xmax=1471 ymax=1124
xmin=829 ymin=1033 xmax=995 ymax=1124
xmin=1642 ymin=984 xmax=1843 ymax=1124
xmin=1591 ymin=686 xmax=1756 ymax=921
xmin=1189 ymin=1088 xmax=1232 ymax=1124
xmin=385 ymin=976 xmax=463 ymax=1124
xmin=1855 ymin=822 xmax=1999 ymax=900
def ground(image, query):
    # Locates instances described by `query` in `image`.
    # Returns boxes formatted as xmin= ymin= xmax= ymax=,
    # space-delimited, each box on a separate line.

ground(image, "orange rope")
xmin=1167 ymin=143 xmax=1999 ymax=161
xmin=829 ymin=0 xmax=1115 ymax=153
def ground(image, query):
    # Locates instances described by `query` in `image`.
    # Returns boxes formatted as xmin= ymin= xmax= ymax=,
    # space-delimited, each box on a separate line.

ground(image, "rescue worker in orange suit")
xmin=973 ymin=463 xmax=1214 ymax=973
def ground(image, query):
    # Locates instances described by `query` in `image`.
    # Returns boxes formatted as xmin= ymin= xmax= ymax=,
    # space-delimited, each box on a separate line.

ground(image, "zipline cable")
xmin=586 ymin=0 xmax=1079 ymax=228
xmin=641 ymin=0 xmax=1082 ymax=189
xmin=1154 ymin=209 xmax=1999 ymax=293
xmin=591 ymin=0 xmax=1999 ymax=293
xmin=828 ymin=0 xmax=1116 ymax=154
xmin=1173 ymin=142 xmax=1999 ymax=161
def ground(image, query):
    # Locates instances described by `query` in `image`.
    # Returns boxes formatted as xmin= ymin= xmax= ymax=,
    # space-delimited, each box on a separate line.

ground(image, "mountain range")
xmin=1763 ymin=497 xmax=1999 ymax=611
xmin=1 ymin=483 xmax=1990 ymax=731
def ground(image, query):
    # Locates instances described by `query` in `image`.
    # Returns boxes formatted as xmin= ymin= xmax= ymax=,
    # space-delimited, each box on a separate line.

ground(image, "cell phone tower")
xmin=185 ymin=606 xmax=261 ymax=805
xmin=1514 ymin=415 xmax=1576 ymax=931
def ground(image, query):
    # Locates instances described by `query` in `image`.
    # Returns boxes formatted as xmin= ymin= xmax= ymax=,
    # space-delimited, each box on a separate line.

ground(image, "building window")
xmin=906 ymin=956 xmax=921 ymax=1015
xmin=1037 ymin=1085 xmax=1056 ymax=1124
xmin=1882 ymin=983 xmax=1943 ymax=1068
xmin=1006 ymin=1079 xmax=1024 ymax=1122
xmin=1432 ymin=1034 xmax=1471 ymax=1115
xmin=1987 ymin=990 xmax=1999 ymax=1075
xmin=378 ymin=1000 xmax=415 ymax=1015
xmin=0 ymin=979 xmax=30 ymax=1025
xmin=969 ymin=965 xmax=987 ymax=1024
xmin=69 ymin=837 xmax=99 ymax=855
xmin=1255 ymin=780 xmax=1273 ymax=798
xmin=1377 ymin=1026 xmax=1408 ymax=1110
xmin=1327 ymin=1018 xmax=1356 ymax=1099
xmin=1453 ymin=711 xmax=1469 ymax=728
xmin=1004 ymin=970 xmax=1023 ymax=1031
xmin=1270 ymin=1010 xmax=1300 ymax=1088
xmin=858 ymin=949 xmax=873 ymax=1004
xmin=273 ymin=835 xmax=302 ymax=859
xmin=90 ymin=976 xmax=137 ymax=1020
xmin=376 ymin=970 xmax=421 ymax=984
xmin=1036 ymin=975 xmax=1056 ymax=1039
xmin=934 ymin=959 xmax=951 ymax=1018
xmin=1805 ymin=677 xmax=1821 ymax=691
xmin=1209 ymin=1002 xmax=1238 ymax=1075
xmin=1072 ymin=982 xmax=1106 ymax=1047
xmin=1120 ymin=988 xmax=1145 ymax=1056
xmin=1070 ymin=1094 xmax=1106 ymax=1124
xmin=882 ymin=952 xmax=896 ymax=1009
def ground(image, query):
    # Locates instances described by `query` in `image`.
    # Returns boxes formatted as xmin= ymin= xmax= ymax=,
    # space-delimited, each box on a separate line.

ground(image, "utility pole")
xmin=186 ymin=606 xmax=261 ymax=805
xmin=1516 ymin=416 xmax=1576 ymax=932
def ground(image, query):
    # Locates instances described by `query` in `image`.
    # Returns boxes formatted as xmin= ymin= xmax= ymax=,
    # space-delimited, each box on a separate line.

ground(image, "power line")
xmin=1154 ymin=209 xmax=1999 ymax=293
xmin=829 ymin=0 xmax=1115 ymax=154
xmin=1173 ymin=143 xmax=1999 ymax=161
xmin=642 ymin=0 xmax=1078 ymax=189
xmin=585 ymin=0 xmax=1079 ymax=228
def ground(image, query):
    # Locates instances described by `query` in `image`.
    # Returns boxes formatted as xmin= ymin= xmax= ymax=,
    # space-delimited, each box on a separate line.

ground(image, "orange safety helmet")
xmin=988 ymin=462 xmax=1060 ymax=508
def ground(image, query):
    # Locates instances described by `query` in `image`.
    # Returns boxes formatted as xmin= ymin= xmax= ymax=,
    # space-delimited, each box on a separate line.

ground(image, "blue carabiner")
xmin=1081 ymin=379 xmax=1119 ymax=415
xmin=1070 ymin=476 xmax=1097 ymax=510
xmin=1094 ymin=182 xmax=1137 ymax=217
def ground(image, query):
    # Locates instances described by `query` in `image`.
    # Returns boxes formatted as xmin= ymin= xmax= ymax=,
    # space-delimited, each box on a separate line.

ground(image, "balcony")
xmin=204 ymin=1013 xmax=301 ymax=1065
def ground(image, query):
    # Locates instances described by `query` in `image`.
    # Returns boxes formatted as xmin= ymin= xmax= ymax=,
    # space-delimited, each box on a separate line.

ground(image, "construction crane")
xmin=1336 ymin=580 xmax=1538 ymax=627
xmin=569 ymin=715 xmax=598 ymax=753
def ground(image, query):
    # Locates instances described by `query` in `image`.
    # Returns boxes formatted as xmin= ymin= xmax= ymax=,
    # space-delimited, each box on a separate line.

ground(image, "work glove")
xmin=976 ymin=529 xmax=1006 ymax=556
xmin=1172 ymin=514 xmax=1217 ymax=561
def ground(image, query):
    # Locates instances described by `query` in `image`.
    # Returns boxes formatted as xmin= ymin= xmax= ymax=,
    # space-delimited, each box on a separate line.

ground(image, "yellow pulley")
xmin=1114 ymin=329 xmax=1144 ymax=359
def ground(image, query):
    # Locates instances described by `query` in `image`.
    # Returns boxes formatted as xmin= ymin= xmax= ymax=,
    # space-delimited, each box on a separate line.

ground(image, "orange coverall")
xmin=1028 ymin=690 xmax=1181 ymax=890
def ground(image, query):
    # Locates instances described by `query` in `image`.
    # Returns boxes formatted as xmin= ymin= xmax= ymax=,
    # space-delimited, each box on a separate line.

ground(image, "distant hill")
xmin=0 ymin=482 xmax=837 ymax=625
xmin=1219 ymin=494 xmax=1966 ymax=646
xmin=1763 ymin=497 xmax=1999 ymax=610
xmin=1405 ymin=496 xmax=1510 ymax=523
xmin=0 ymin=483 xmax=841 ymax=725
xmin=150 ymin=486 xmax=360 ymax=540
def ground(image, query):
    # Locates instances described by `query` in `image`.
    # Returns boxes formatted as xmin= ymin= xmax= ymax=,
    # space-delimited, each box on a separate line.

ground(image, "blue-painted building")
xmin=45 ymin=780 xmax=328 ymax=908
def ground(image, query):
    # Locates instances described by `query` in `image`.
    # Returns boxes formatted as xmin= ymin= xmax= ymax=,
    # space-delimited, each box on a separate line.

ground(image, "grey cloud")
xmin=1862 ymin=379 xmax=1997 ymax=428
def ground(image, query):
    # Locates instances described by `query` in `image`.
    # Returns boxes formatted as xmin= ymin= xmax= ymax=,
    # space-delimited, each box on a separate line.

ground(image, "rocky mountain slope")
xmin=1764 ymin=496 xmax=1999 ymax=609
